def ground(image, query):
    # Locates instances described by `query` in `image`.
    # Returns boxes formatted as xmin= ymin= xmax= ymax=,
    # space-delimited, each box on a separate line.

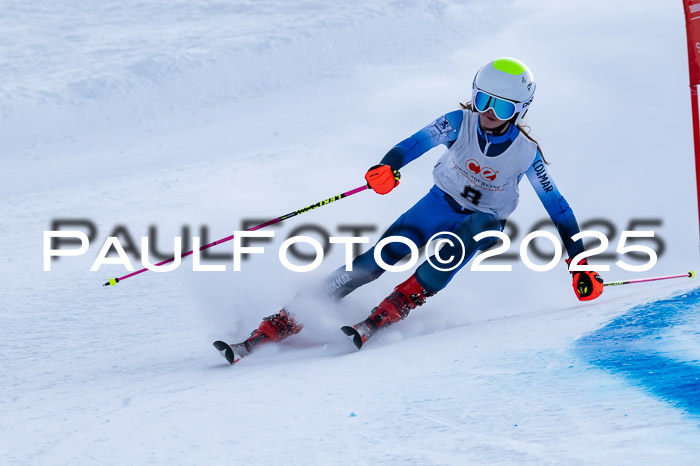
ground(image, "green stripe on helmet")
xmin=492 ymin=58 xmax=527 ymax=76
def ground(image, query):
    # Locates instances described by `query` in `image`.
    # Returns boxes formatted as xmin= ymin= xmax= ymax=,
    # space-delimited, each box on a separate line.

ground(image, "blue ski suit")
xmin=324 ymin=108 xmax=585 ymax=298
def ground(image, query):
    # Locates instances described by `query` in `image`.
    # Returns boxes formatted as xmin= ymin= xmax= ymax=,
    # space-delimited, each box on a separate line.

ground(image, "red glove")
xmin=566 ymin=258 xmax=604 ymax=301
xmin=365 ymin=164 xmax=400 ymax=195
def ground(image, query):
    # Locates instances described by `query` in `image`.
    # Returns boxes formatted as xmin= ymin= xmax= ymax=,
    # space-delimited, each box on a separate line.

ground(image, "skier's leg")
xmin=341 ymin=211 xmax=503 ymax=349
xmin=229 ymin=206 xmax=430 ymax=352
xmin=236 ymin=201 xmax=436 ymax=349
xmin=321 ymin=186 xmax=459 ymax=300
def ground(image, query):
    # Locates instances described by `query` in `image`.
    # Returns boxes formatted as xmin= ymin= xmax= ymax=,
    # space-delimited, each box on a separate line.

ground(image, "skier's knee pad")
xmin=435 ymin=212 xmax=502 ymax=265
xmin=414 ymin=212 xmax=504 ymax=293
xmin=456 ymin=212 xmax=503 ymax=251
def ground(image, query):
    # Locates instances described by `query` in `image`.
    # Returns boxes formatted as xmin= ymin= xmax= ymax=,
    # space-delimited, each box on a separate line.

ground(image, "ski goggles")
xmin=473 ymin=89 xmax=533 ymax=121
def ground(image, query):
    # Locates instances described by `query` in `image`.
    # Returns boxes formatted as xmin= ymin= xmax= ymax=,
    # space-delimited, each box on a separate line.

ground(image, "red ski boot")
xmin=213 ymin=309 xmax=303 ymax=365
xmin=341 ymin=274 xmax=434 ymax=349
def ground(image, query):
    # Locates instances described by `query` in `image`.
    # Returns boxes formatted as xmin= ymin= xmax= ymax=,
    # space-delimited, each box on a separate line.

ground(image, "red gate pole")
xmin=683 ymin=0 xmax=700 ymax=251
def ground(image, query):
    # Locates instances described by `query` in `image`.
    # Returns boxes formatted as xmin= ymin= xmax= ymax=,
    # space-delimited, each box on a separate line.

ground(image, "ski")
xmin=341 ymin=320 xmax=378 ymax=350
xmin=212 ymin=340 xmax=250 ymax=365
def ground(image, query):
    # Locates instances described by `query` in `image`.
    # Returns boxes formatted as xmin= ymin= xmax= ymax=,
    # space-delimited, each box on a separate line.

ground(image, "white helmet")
xmin=471 ymin=57 xmax=535 ymax=125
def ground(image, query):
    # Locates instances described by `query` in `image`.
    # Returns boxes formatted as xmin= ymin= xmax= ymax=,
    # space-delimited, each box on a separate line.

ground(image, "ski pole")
xmin=604 ymin=271 xmax=695 ymax=287
xmin=103 ymin=184 xmax=369 ymax=286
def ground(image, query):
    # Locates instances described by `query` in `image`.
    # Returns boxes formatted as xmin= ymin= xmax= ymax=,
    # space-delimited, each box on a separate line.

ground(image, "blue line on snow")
xmin=576 ymin=287 xmax=700 ymax=417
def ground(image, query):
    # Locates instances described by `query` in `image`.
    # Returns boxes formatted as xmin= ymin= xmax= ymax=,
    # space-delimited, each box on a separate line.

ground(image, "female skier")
xmin=214 ymin=57 xmax=604 ymax=364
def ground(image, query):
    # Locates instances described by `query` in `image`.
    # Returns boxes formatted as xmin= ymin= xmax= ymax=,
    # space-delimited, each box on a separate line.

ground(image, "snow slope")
xmin=2 ymin=0 xmax=700 ymax=464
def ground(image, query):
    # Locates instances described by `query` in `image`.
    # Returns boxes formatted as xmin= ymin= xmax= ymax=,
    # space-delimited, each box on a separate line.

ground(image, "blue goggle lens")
xmin=474 ymin=90 xmax=517 ymax=121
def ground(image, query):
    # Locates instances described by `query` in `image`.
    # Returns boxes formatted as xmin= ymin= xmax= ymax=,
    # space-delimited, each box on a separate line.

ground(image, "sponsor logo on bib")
xmin=465 ymin=159 xmax=497 ymax=182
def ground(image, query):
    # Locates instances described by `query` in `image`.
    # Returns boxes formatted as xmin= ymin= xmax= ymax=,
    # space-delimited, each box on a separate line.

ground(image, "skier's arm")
xmin=527 ymin=150 xmax=604 ymax=301
xmin=380 ymin=111 xmax=463 ymax=171
xmin=525 ymin=150 xmax=585 ymax=259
